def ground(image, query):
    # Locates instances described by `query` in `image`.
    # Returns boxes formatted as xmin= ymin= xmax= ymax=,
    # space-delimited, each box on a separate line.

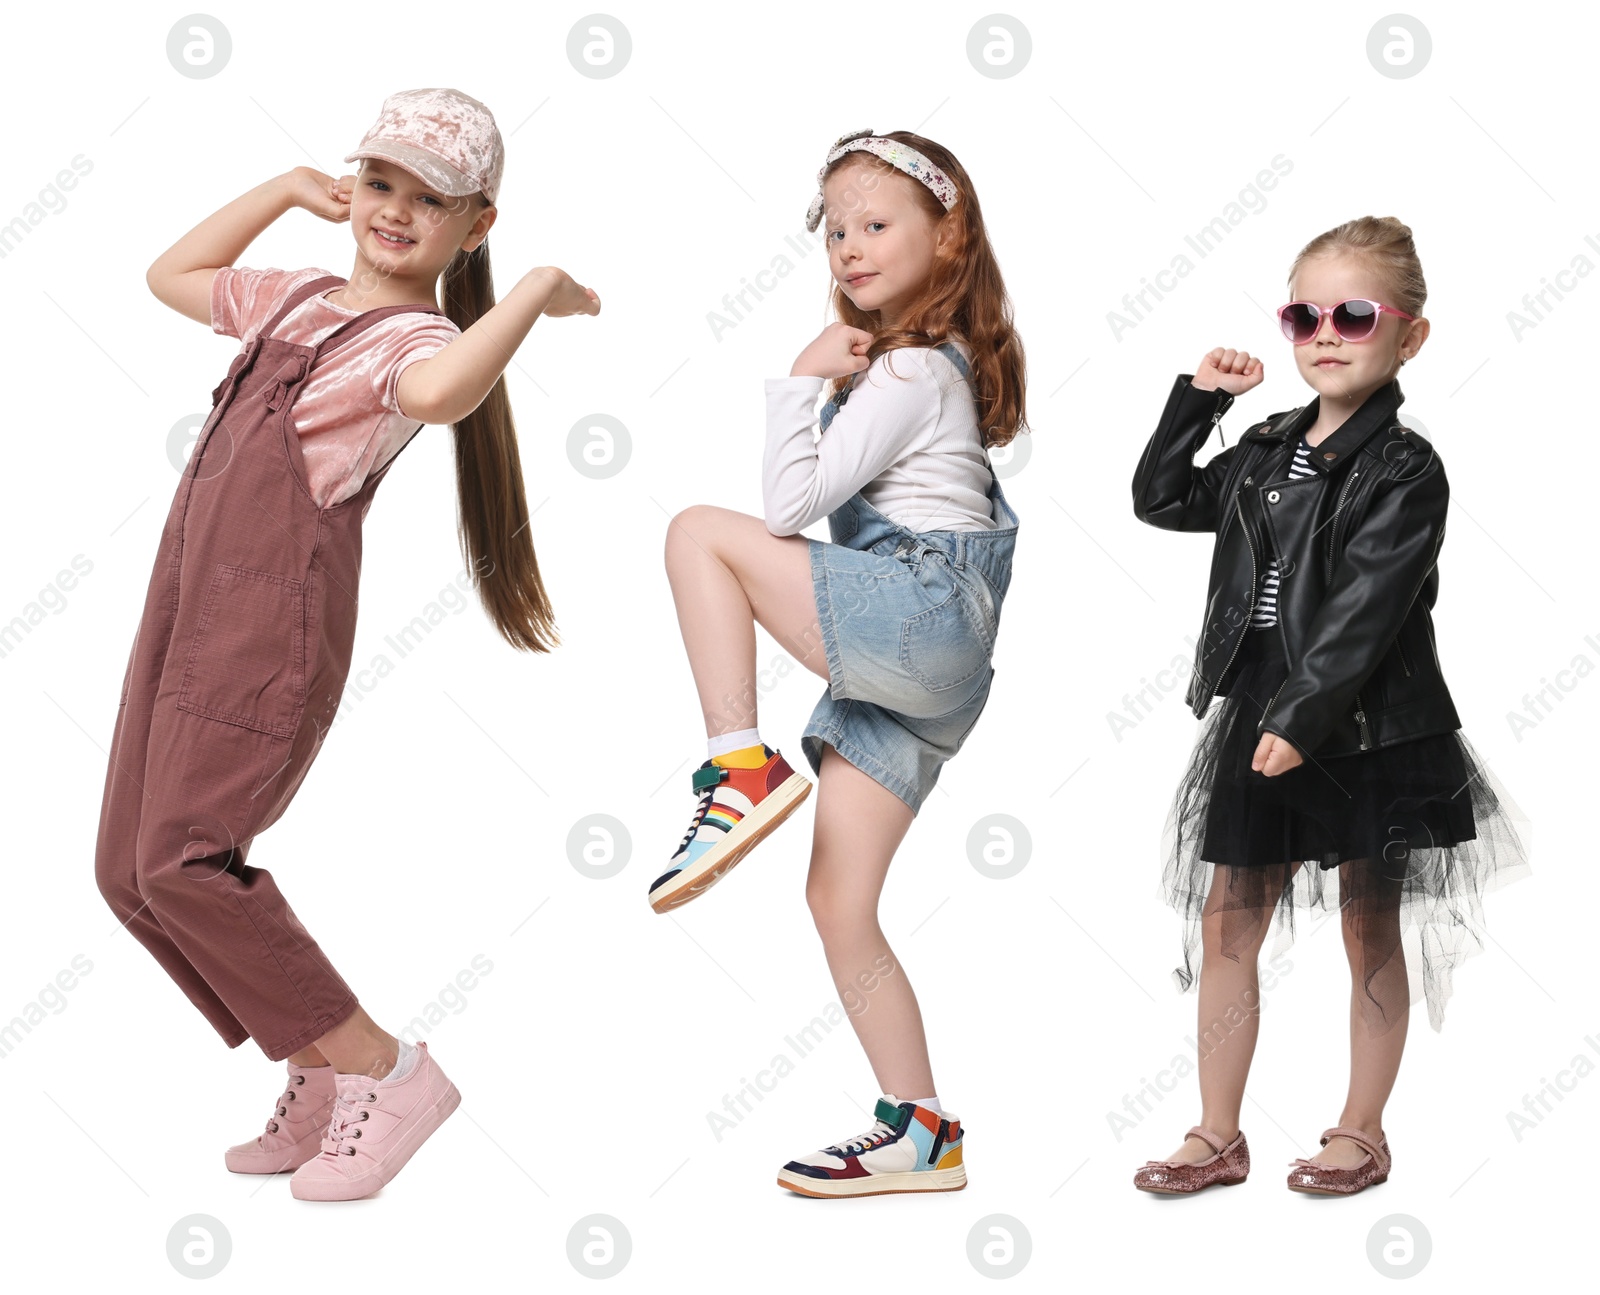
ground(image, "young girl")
xmin=653 ymin=130 xmax=1025 ymax=1196
xmin=93 ymin=88 xmax=599 ymax=1202
xmin=1129 ymin=216 xmax=1529 ymax=1196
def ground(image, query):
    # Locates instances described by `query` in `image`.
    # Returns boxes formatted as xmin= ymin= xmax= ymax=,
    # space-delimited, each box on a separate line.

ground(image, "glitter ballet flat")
xmin=1286 ymin=1126 xmax=1391 ymax=1195
xmin=1133 ymin=1125 xmax=1250 ymax=1194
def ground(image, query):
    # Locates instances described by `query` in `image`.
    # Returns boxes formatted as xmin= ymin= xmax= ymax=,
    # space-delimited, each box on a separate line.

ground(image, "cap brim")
xmin=343 ymin=141 xmax=483 ymax=200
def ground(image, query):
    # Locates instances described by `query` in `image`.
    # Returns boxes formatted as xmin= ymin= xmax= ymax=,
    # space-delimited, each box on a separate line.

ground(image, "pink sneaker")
xmin=289 ymin=1041 xmax=460 ymax=1201
xmin=225 ymin=1061 xmax=338 ymax=1174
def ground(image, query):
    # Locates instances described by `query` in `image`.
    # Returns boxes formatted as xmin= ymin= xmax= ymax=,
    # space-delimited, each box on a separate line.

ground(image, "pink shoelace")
xmin=321 ymin=1087 xmax=378 ymax=1156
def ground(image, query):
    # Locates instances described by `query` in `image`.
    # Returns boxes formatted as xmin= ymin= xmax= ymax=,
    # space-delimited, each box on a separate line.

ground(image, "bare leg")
xmin=289 ymin=1005 xmax=399 ymax=1079
xmin=1166 ymin=861 xmax=1300 ymax=1163
xmin=663 ymin=505 xmax=831 ymax=737
xmin=1314 ymin=857 xmax=1406 ymax=1167
xmin=804 ymin=744 xmax=934 ymax=1098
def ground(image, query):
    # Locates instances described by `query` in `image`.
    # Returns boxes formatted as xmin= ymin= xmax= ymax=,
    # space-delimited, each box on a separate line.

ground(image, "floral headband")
xmin=804 ymin=129 xmax=959 ymax=232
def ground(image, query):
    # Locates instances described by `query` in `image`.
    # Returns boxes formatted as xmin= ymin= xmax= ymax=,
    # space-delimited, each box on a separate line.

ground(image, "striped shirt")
xmin=1250 ymin=436 xmax=1316 ymax=630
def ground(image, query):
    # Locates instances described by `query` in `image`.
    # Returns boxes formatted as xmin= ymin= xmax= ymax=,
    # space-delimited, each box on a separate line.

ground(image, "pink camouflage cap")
xmin=344 ymin=88 xmax=505 ymax=204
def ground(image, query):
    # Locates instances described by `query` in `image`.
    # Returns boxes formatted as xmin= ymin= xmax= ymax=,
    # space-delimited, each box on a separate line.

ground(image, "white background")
xmin=0 ymin=1 xmax=1589 ymax=1289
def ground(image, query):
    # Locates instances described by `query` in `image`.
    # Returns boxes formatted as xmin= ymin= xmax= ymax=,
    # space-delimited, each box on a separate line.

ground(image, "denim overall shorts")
xmin=799 ymin=341 xmax=1020 ymax=813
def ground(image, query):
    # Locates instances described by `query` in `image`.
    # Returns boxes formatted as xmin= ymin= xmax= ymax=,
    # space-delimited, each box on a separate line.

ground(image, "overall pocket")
xmin=899 ymin=562 xmax=992 ymax=695
xmin=177 ymin=564 xmax=306 ymax=737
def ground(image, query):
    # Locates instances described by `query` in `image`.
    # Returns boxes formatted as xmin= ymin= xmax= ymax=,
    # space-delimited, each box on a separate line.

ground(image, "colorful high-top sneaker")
xmin=648 ymin=745 xmax=812 ymax=913
xmin=777 ymin=1095 xmax=967 ymax=1197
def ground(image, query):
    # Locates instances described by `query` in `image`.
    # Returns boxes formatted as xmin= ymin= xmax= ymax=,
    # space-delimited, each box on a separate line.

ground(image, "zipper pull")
xmin=1353 ymin=698 xmax=1372 ymax=750
xmin=1210 ymin=404 xmax=1228 ymax=447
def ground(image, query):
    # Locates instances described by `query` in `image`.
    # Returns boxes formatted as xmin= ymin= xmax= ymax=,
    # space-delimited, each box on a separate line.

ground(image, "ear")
xmin=462 ymin=204 xmax=497 ymax=254
xmin=1399 ymin=315 xmax=1430 ymax=361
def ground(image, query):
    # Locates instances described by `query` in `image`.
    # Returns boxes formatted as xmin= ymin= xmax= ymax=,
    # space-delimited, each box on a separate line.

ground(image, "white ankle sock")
xmin=708 ymin=727 xmax=761 ymax=760
xmin=908 ymin=1095 xmax=942 ymax=1113
xmin=379 ymin=1039 xmax=417 ymax=1085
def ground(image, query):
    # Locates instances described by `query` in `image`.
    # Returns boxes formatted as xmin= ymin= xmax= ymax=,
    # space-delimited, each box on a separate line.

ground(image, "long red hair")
xmin=818 ymin=132 xmax=1027 ymax=448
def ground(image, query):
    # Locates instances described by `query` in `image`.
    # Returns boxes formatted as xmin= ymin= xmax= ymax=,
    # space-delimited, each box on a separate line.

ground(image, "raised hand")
xmin=790 ymin=322 xmax=874 ymax=379
xmin=532 ymin=267 xmax=601 ymax=317
xmin=283 ymin=166 xmax=356 ymax=223
xmin=1190 ymin=347 xmax=1265 ymax=395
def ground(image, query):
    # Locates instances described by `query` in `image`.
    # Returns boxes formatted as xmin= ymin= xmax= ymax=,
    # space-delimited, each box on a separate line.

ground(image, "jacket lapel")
xmin=1239 ymin=378 xmax=1405 ymax=475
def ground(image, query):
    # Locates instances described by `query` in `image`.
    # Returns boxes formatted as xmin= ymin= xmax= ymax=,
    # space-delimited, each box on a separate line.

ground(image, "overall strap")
xmin=933 ymin=338 xmax=972 ymax=382
xmin=819 ymin=381 xmax=849 ymax=433
xmin=257 ymin=274 xmax=346 ymax=340
xmin=820 ymin=338 xmax=973 ymax=434
xmin=934 ymin=339 xmax=1000 ymax=495
xmin=314 ymin=300 xmax=448 ymax=364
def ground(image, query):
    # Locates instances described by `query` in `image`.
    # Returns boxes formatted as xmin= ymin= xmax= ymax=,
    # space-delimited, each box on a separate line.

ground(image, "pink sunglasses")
xmin=1277 ymin=298 xmax=1416 ymax=344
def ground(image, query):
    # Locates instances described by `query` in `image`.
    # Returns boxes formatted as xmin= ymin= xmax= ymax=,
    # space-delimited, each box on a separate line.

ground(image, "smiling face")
xmin=349 ymin=158 xmax=493 ymax=285
xmin=821 ymin=159 xmax=945 ymax=329
xmin=1286 ymin=252 xmax=1425 ymax=404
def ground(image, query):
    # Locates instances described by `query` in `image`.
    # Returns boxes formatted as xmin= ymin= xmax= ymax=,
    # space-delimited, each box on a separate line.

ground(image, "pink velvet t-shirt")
xmin=210 ymin=266 xmax=462 ymax=508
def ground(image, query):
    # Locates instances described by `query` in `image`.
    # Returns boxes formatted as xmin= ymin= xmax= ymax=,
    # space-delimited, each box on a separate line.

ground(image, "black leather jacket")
xmin=1132 ymin=373 xmax=1461 ymax=758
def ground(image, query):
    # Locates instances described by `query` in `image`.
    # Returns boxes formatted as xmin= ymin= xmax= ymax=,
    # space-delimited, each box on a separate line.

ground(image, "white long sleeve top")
xmin=762 ymin=341 xmax=998 ymax=536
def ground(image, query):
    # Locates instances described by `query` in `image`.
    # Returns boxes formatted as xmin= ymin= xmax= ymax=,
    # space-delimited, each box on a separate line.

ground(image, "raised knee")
xmin=664 ymin=504 xmax=718 ymax=563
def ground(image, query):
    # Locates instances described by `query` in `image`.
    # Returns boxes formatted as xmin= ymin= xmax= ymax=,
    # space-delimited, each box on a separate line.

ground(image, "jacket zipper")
xmin=1322 ymin=462 xmax=1375 ymax=749
xmin=1324 ymin=468 xmax=1363 ymax=581
xmin=1395 ymin=635 xmax=1414 ymax=677
xmin=1258 ymin=453 xmax=1327 ymax=739
xmin=1258 ymin=483 xmax=1289 ymax=735
xmin=1260 ymin=679 xmax=1286 ymax=737
xmin=1331 ymin=461 xmax=1380 ymax=749
xmin=1210 ymin=479 xmax=1258 ymax=703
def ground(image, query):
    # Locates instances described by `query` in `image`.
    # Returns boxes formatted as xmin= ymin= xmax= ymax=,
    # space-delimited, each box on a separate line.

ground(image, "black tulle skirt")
xmin=1160 ymin=626 xmax=1531 ymax=1032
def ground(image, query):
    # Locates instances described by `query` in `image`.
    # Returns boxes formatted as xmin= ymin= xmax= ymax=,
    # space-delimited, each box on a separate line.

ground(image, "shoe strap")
xmin=692 ymin=764 xmax=731 ymax=792
xmin=874 ymin=1097 xmax=910 ymax=1131
xmin=1185 ymin=1125 xmax=1231 ymax=1156
xmin=1319 ymin=1126 xmax=1389 ymax=1172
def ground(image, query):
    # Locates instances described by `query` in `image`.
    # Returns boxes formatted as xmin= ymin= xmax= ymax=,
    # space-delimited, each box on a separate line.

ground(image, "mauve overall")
xmin=95 ymin=274 xmax=443 ymax=1061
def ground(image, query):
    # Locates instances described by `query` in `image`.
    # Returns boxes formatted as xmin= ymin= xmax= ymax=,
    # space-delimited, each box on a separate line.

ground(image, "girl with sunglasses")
xmin=1128 ymin=216 xmax=1529 ymax=1197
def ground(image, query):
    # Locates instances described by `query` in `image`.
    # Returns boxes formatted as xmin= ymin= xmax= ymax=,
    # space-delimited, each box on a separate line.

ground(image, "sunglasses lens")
xmin=1332 ymin=299 xmax=1378 ymax=340
xmin=1281 ymin=303 xmax=1319 ymax=343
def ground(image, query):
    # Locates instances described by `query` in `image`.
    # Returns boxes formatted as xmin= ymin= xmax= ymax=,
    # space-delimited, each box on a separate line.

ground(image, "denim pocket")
xmin=177 ymin=563 xmax=306 ymax=737
xmin=950 ymin=666 xmax=996 ymax=751
xmin=900 ymin=577 xmax=991 ymax=694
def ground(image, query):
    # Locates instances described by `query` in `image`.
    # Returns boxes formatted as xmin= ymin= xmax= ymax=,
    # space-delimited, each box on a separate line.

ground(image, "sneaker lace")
xmin=675 ymin=787 xmax=717 ymax=857
xmin=323 ymin=1087 xmax=378 ymax=1156
xmin=832 ymin=1118 xmax=897 ymax=1157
